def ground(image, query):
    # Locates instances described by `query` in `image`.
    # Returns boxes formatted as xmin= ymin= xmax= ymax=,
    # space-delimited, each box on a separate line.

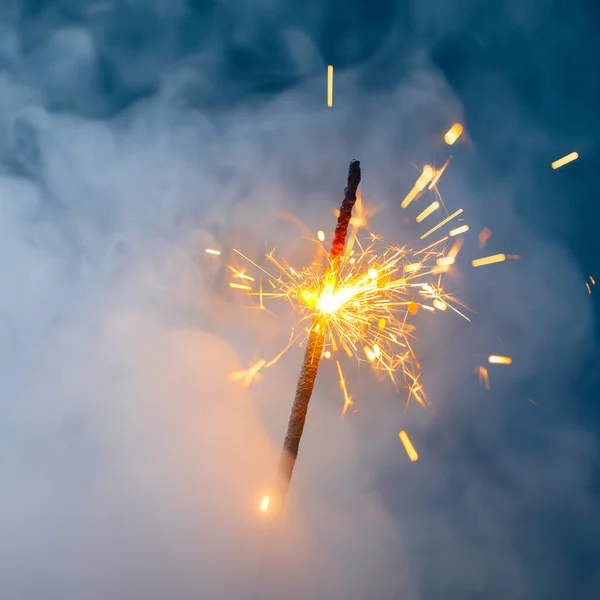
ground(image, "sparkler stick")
xmin=278 ymin=160 xmax=362 ymax=498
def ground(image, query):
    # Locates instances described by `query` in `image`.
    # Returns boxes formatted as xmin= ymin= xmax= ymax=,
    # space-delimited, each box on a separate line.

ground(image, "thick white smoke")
xmin=0 ymin=2 xmax=598 ymax=599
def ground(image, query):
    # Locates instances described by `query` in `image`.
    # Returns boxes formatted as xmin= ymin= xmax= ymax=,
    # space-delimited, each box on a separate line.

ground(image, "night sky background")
xmin=1 ymin=1 xmax=599 ymax=599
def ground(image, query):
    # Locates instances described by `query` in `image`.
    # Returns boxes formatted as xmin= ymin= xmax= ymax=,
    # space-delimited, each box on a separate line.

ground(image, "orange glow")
xmin=477 ymin=365 xmax=490 ymax=390
xmin=444 ymin=123 xmax=464 ymax=145
xmin=399 ymin=430 xmax=419 ymax=462
xmin=488 ymin=355 xmax=512 ymax=365
xmin=259 ymin=495 xmax=271 ymax=513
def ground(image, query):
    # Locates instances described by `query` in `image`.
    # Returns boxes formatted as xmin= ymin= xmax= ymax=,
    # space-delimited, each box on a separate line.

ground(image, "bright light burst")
xmin=232 ymin=222 xmax=471 ymax=411
xmin=225 ymin=160 xmax=514 ymax=426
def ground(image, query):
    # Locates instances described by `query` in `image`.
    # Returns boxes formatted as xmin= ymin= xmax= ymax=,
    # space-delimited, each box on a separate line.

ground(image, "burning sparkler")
xmin=277 ymin=160 xmax=361 ymax=497
xmin=224 ymin=155 xmax=514 ymax=506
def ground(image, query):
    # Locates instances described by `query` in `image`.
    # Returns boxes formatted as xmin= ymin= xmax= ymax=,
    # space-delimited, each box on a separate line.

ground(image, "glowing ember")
xmin=444 ymin=123 xmax=464 ymax=145
xmin=205 ymin=248 xmax=221 ymax=255
xmin=551 ymin=152 xmax=578 ymax=170
xmin=399 ymin=430 xmax=419 ymax=461
xmin=488 ymin=355 xmax=512 ymax=365
xmin=317 ymin=230 xmax=326 ymax=242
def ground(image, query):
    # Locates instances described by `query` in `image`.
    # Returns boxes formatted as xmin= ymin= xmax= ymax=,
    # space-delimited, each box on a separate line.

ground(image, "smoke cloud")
xmin=0 ymin=1 xmax=598 ymax=599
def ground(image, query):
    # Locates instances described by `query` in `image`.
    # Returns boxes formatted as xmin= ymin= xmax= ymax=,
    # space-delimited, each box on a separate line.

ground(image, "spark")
xmin=551 ymin=152 xmax=578 ymax=170
xmin=327 ymin=65 xmax=334 ymax=107
xmin=478 ymin=227 xmax=492 ymax=248
xmin=317 ymin=230 xmax=326 ymax=242
xmin=337 ymin=361 xmax=354 ymax=417
xmin=399 ymin=430 xmax=419 ymax=462
xmin=229 ymin=359 xmax=267 ymax=386
xmin=416 ymin=201 xmax=440 ymax=223
xmin=590 ymin=276 xmax=596 ymax=285
xmin=401 ymin=165 xmax=434 ymax=209
xmin=587 ymin=283 xmax=592 ymax=294
xmin=229 ymin=265 xmax=255 ymax=282
xmin=449 ymin=224 xmax=469 ymax=236
xmin=472 ymin=253 xmax=506 ymax=267
xmin=229 ymin=282 xmax=253 ymax=291
xmin=420 ymin=208 xmax=464 ymax=240
xmin=477 ymin=365 xmax=491 ymax=390
xmin=259 ymin=495 xmax=271 ymax=513
xmin=444 ymin=123 xmax=464 ymax=145
xmin=205 ymin=248 xmax=221 ymax=255
xmin=428 ymin=158 xmax=451 ymax=190
xmin=488 ymin=355 xmax=512 ymax=365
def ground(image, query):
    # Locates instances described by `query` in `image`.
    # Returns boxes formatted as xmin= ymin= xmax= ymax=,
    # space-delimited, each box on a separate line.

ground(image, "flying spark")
xmin=416 ymin=201 xmax=440 ymax=223
xmin=327 ymin=65 xmax=334 ymax=107
xmin=399 ymin=430 xmax=419 ymax=462
xmin=551 ymin=152 xmax=578 ymax=170
xmin=472 ymin=253 xmax=506 ymax=267
xmin=205 ymin=248 xmax=221 ymax=255
xmin=444 ymin=123 xmax=464 ymax=145
xmin=478 ymin=227 xmax=492 ymax=248
xmin=401 ymin=166 xmax=434 ymax=209
xmin=477 ymin=365 xmax=491 ymax=390
xmin=449 ymin=224 xmax=469 ymax=236
xmin=420 ymin=208 xmax=463 ymax=240
xmin=488 ymin=355 xmax=512 ymax=365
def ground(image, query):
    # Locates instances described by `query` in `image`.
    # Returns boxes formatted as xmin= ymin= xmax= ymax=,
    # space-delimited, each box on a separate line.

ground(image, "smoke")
xmin=0 ymin=1 xmax=598 ymax=599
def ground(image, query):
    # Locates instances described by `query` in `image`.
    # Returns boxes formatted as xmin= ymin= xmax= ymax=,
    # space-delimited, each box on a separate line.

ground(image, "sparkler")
xmin=224 ymin=154 xmax=515 ymax=509
xmin=277 ymin=160 xmax=361 ymax=498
